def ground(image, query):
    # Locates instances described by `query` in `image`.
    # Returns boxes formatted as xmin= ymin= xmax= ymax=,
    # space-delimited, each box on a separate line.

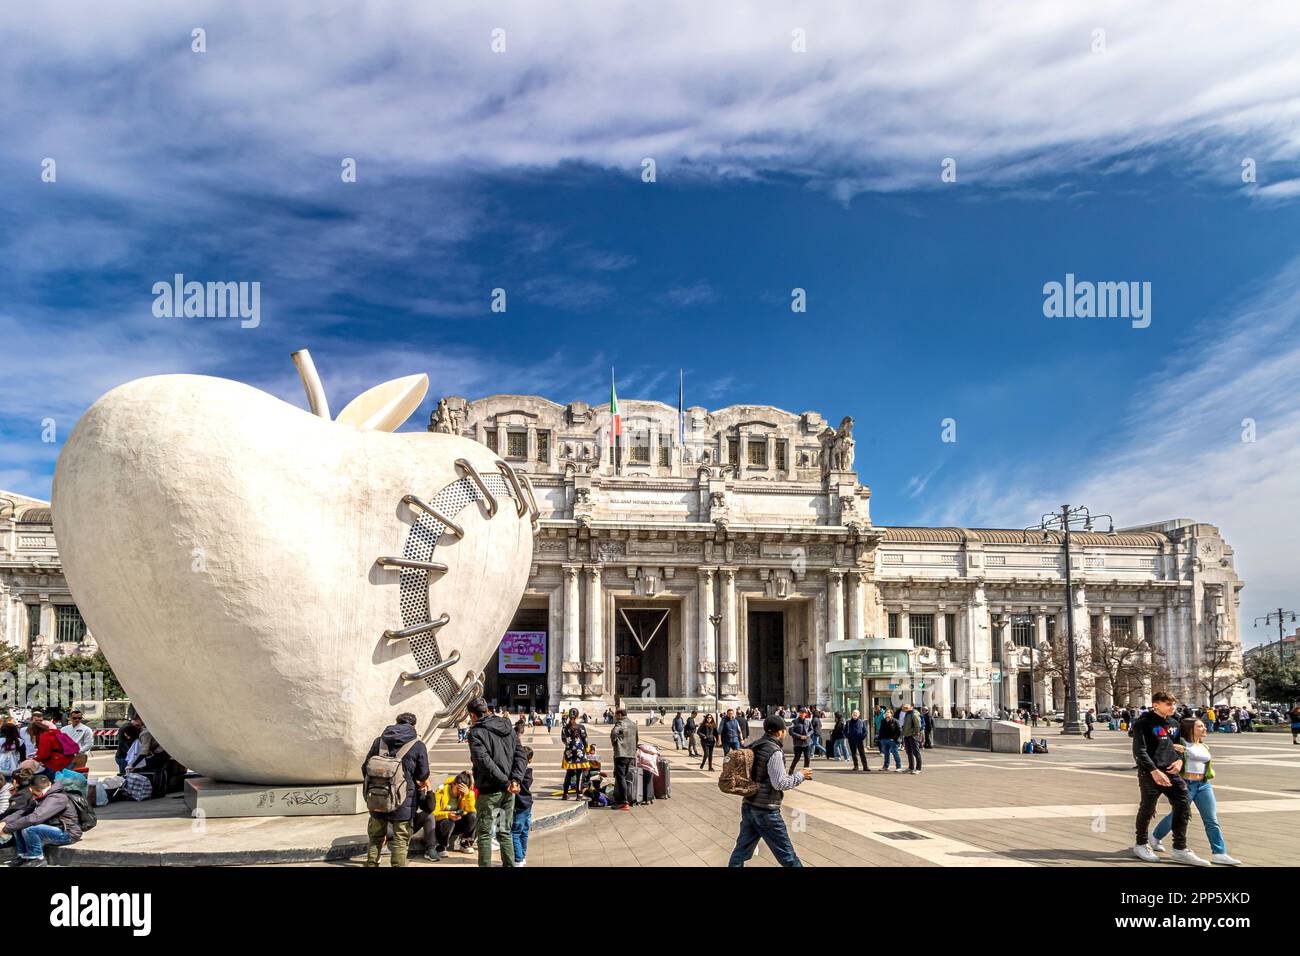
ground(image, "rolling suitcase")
xmin=653 ymin=757 xmax=671 ymax=799
xmin=626 ymin=765 xmax=646 ymax=805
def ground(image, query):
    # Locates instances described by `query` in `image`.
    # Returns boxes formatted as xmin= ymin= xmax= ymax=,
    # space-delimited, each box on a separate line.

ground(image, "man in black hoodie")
xmin=362 ymin=712 xmax=430 ymax=867
xmin=466 ymin=696 xmax=527 ymax=867
xmin=1130 ymin=691 xmax=1204 ymax=866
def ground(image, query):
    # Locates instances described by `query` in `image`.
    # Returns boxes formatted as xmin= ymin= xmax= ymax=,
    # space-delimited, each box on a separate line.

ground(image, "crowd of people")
xmin=1 ymin=706 xmax=195 ymax=866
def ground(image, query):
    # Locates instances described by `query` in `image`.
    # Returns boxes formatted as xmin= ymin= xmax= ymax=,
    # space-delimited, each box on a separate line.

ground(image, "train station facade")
xmin=430 ymin=393 xmax=1247 ymax=717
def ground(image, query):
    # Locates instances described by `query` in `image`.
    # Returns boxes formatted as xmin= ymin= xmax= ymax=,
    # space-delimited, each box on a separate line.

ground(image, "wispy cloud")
xmin=662 ymin=281 xmax=718 ymax=307
xmin=916 ymin=257 xmax=1300 ymax=645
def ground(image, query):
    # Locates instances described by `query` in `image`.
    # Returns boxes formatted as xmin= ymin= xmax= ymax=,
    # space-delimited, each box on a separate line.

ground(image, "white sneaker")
xmin=1132 ymin=844 xmax=1160 ymax=863
xmin=892 ymin=767 xmax=903 ymax=773
xmin=1169 ymin=848 xmax=1211 ymax=867
xmin=1148 ymin=838 xmax=1166 ymax=853
xmin=1210 ymin=853 xmax=1242 ymax=866
xmin=516 ymin=858 xmax=527 ymax=867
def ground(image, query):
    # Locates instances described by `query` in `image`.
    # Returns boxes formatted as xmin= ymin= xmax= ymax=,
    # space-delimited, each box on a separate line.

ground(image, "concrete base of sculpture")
xmin=185 ymin=777 xmax=366 ymax=818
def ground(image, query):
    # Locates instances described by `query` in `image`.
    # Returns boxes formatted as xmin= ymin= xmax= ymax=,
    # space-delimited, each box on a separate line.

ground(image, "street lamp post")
xmin=709 ymin=613 xmax=722 ymax=718
xmin=1027 ymin=504 xmax=1115 ymax=737
xmin=1254 ymin=609 xmax=1297 ymax=664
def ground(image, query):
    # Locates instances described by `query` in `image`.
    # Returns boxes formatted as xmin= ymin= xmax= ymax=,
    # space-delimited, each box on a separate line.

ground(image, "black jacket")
xmin=697 ymin=722 xmax=718 ymax=745
xmin=467 ymin=715 xmax=528 ymax=795
xmin=790 ymin=717 xmax=811 ymax=746
xmin=1132 ymin=709 xmax=1181 ymax=774
xmin=363 ymin=723 xmax=430 ymax=822
xmin=877 ymin=717 xmax=901 ymax=742
xmin=514 ymin=767 xmax=534 ymax=813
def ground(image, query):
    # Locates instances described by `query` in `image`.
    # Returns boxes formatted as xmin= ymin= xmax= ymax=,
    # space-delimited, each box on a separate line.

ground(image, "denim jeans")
xmin=832 ymin=738 xmax=849 ymax=760
xmin=811 ymin=735 xmax=825 ymax=756
xmin=1153 ymin=779 xmax=1225 ymax=854
xmin=511 ymin=806 xmax=532 ymax=862
xmin=728 ymin=803 xmax=802 ymax=867
xmin=13 ymin=824 xmax=74 ymax=860
xmin=880 ymin=739 xmax=902 ymax=768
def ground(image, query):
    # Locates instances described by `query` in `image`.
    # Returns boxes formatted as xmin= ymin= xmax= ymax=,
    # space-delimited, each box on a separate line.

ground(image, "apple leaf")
xmin=336 ymin=373 xmax=430 ymax=431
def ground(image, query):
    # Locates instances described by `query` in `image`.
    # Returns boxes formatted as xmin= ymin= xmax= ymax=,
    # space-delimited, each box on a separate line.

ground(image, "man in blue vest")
xmin=728 ymin=715 xmax=811 ymax=867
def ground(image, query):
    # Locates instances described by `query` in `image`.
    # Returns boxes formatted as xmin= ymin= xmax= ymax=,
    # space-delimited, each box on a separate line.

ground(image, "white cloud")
xmin=3 ymin=1 xmax=1299 ymax=201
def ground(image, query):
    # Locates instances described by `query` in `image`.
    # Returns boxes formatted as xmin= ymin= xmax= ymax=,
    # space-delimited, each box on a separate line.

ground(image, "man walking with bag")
xmin=466 ymin=696 xmax=528 ymax=866
xmin=727 ymin=715 xmax=811 ymax=867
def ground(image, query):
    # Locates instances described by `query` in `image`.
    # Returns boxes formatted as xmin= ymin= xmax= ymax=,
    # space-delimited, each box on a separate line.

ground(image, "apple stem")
xmin=290 ymin=349 xmax=331 ymax=420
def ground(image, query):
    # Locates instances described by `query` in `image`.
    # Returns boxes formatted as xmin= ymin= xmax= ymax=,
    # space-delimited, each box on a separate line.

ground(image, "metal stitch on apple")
xmin=453 ymin=459 xmax=498 ymax=516
xmin=383 ymin=612 xmax=451 ymax=642
xmin=399 ymin=648 xmax=460 ymax=683
xmin=375 ymin=557 xmax=449 ymax=574
xmin=400 ymin=494 xmax=464 ymax=538
xmin=390 ymin=468 xmax=523 ymax=710
xmin=495 ymin=460 xmax=529 ymax=519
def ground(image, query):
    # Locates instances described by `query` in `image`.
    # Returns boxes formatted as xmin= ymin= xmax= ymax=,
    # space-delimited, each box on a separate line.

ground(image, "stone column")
xmin=766 ymin=434 xmax=775 ymax=473
xmin=585 ymin=566 xmax=604 ymax=697
xmin=1098 ymin=611 xmax=1113 ymax=708
xmin=847 ymin=570 xmax=866 ymax=642
xmin=1071 ymin=584 xmax=1094 ymax=712
xmin=526 ymin=423 xmax=538 ymax=463
xmin=561 ymin=564 xmax=583 ymax=697
xmin=720 ymin=567 xmax=739 ymax=698
xmin=827 ymin=570 xmax=845 ymax=643
xmin=698 ymin=567 xmax=717 ymax=696
xmin=1034 ymin=611 xmax=1049 ymax=712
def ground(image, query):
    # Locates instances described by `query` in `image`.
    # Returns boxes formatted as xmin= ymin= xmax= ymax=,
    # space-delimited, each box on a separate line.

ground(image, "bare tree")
xmin=1195 ymin=641 xmax=1243 ymax=707
xmin=1092 ymin=628 xmax=1171 ymax=707
xmin=1038 ymin=632 xmax=1096 ymax=707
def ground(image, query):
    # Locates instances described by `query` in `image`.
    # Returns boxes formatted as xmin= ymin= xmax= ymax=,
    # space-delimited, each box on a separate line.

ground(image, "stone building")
xmin=431 ymin=393 xmax=1247 ymax=717
xmin=0 ymin=491 xmax=97 ymax=666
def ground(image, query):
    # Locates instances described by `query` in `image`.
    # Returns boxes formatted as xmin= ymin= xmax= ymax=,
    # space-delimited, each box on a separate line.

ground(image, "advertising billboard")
xmin=499 ymin=630 xmax=547 ymax=674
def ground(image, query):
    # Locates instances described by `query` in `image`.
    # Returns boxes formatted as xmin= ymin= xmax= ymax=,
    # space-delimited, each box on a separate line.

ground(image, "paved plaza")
xmin=401 ymin=721 xmax=1300 ymax=868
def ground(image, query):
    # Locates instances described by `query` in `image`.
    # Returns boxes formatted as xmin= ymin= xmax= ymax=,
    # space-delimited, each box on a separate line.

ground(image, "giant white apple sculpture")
xmin=51 ymin=352 xmax=537 ymax=785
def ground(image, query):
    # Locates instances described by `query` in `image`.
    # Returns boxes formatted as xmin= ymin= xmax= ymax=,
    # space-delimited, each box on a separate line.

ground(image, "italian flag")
xmin=610 ymin=368 xmax=621 ymax=469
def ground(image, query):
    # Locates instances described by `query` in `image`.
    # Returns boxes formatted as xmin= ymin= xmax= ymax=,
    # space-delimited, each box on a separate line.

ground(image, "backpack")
xmin=363 ymin=738 xmax=418 ymax=814
xmin=55 ymin=731 xmax=81 ymax=756
xmin=1022 ymin=740 xmax=1034 ymax=754
xmin=717 ymin=746 xmax=758 ymax=797
xmin=1032 ymin=739 xmax=1048 ymax=754
xmin=66 ymin=790 xmax=97 ymax=831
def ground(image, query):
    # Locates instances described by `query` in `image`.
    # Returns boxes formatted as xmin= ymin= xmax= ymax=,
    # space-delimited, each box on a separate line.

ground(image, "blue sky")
xmin=2 ymin=1 xmax=1300 ymax=648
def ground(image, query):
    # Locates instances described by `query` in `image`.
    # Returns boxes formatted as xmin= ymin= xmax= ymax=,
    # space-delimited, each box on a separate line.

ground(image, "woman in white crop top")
xmin=1150 ymin=717 xmax=1241 ymax=865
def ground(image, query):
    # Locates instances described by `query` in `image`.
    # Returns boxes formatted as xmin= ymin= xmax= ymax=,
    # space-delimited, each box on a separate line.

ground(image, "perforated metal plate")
xmin=398 ymin=470 xmax=516 ymax=706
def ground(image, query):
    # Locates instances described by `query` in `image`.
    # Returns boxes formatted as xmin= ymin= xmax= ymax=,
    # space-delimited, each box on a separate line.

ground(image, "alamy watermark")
xmin=152 ymin=274 xmax=261 ymax=328
xmin=0 ymin=667 xmax=105 ymax=709
xmin=1042 ymin=273 xmax=1150 ymax=329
